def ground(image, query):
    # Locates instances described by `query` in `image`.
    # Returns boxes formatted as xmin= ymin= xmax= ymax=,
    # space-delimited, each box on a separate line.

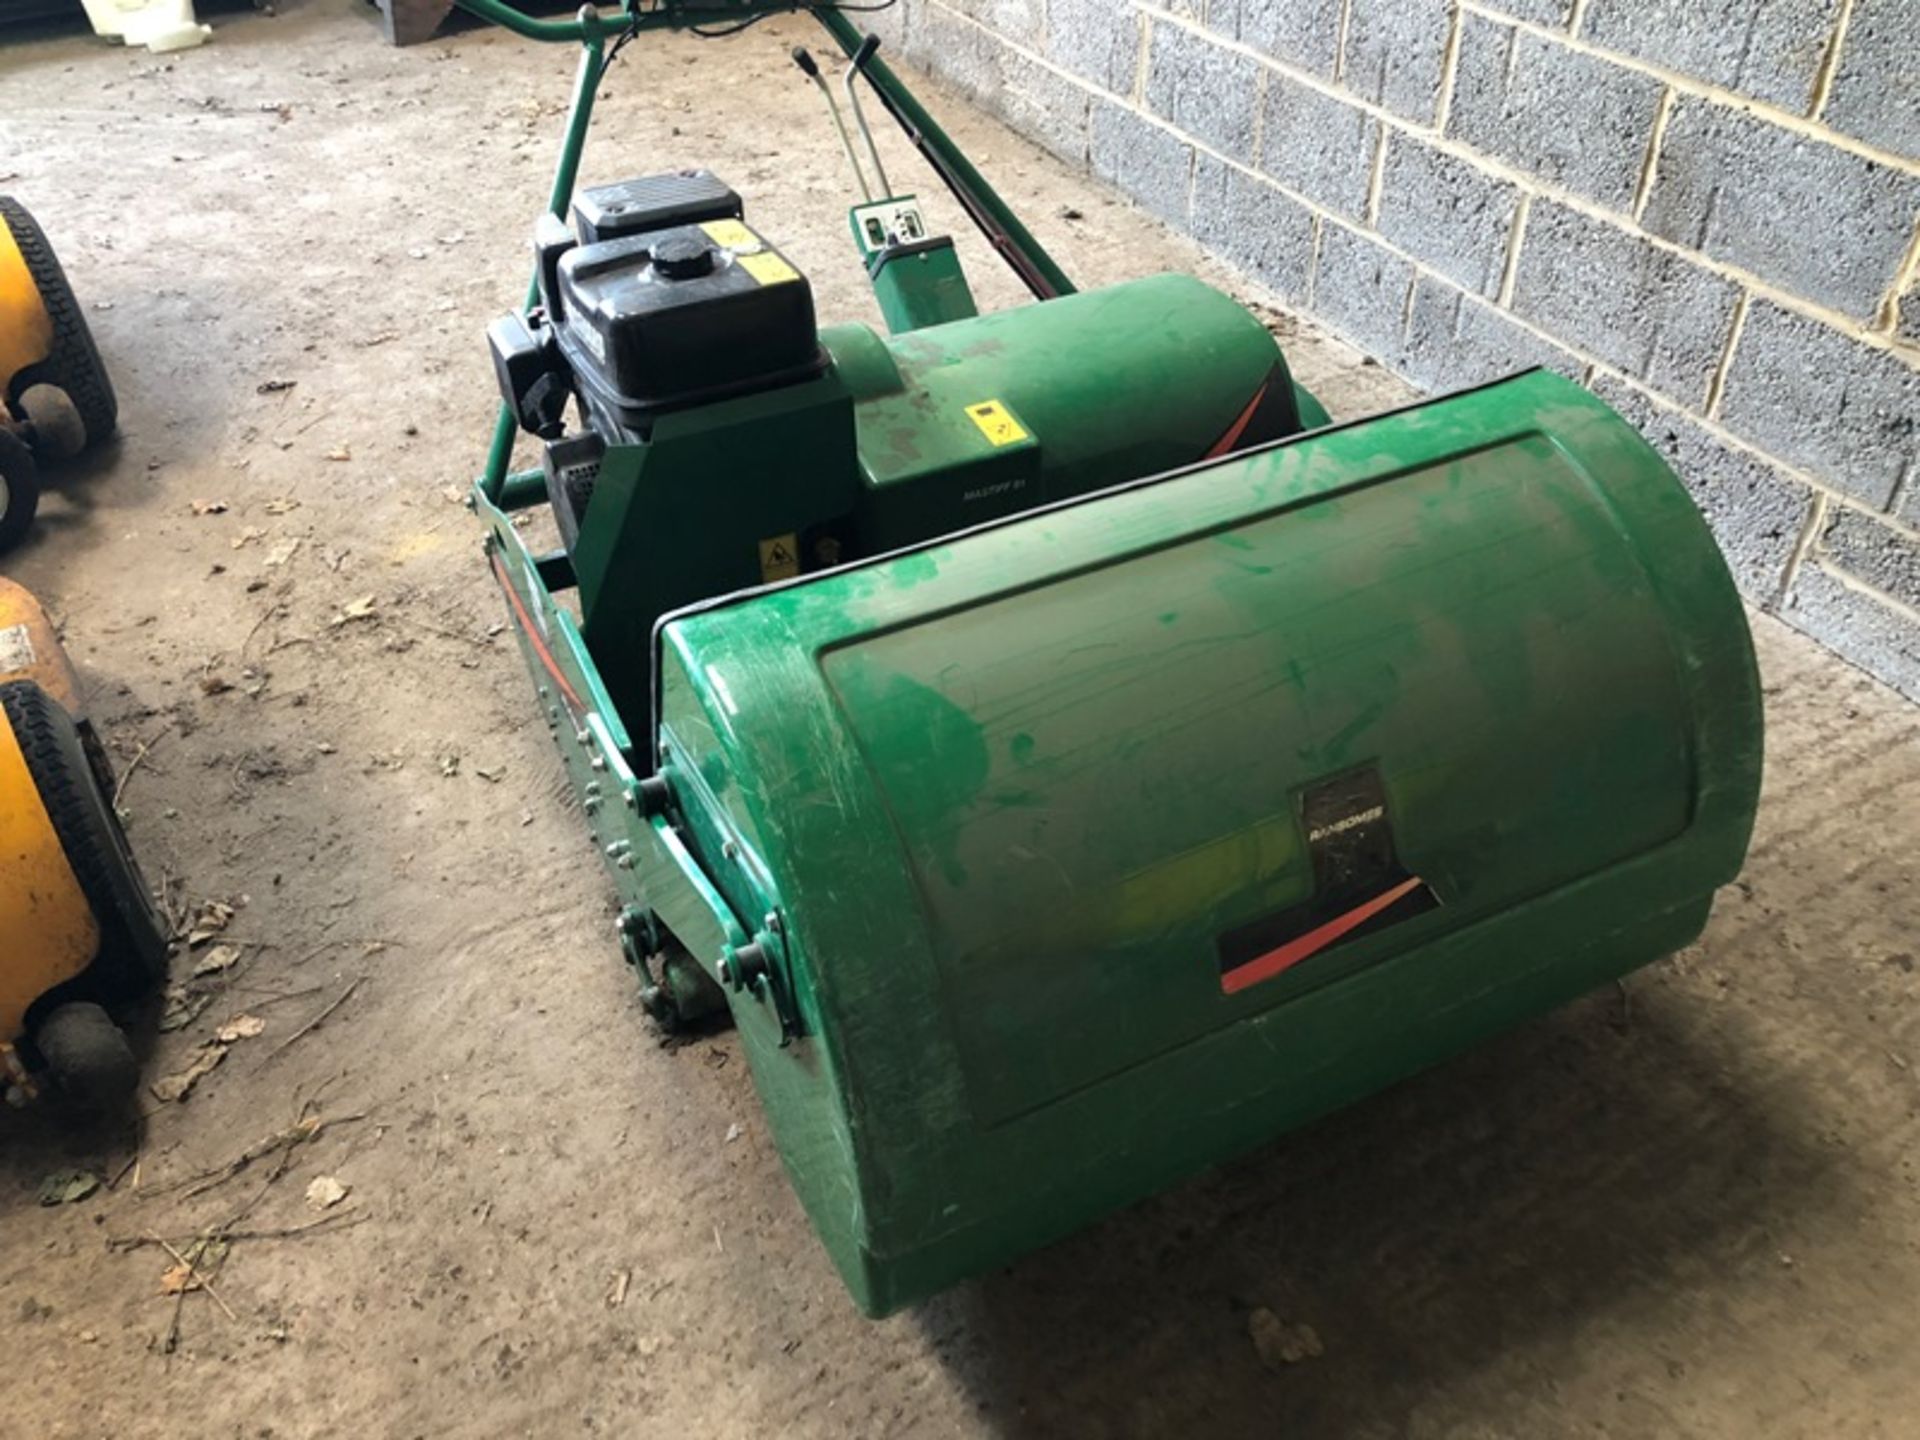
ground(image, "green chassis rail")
xmin=458 ymin=0 xmax=1764 ymax=1316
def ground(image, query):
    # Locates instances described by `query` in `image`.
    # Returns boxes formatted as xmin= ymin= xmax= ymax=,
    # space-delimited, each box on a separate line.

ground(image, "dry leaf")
xmin=215 ymin=1014 xmax=265 ymax=1043
xmin=150 ymin=1042 xmax=228 ymax=1103
xmin=329 ymin=595 xmax=378 ymax=627
xmin=199 ymin=674 xmax=233 ymax=696
xmin=305 ymin=1175 xmax=350 ymax=1210
xmin=263 ymin=498 xmax=300 ymax=515
xmin=191 ymin=943 xmax=241 ymax=977
xmin=1249 ymin=1308 xmax=1323 ymax=1368
xmin=184 ymin=902 xmax=235 ymax=947
xmin=159 ymin=1261 xmax=200 ymax=1294
xmin=264 ymin=537 xmax=303 ymax=568
xmin=230 ymin=527 xmax=266 ymax=550
xmin=440 ymin=484 xmax=465 ymax=504
xmin=159 ymin=985 xmax=212 ymax=1032
xmin=256 ymin=379 xmax=296 ymax=394
xmin=38 ymin=1170 xmax=100 ymax=1206
xmin=323 ymin=445 xmax=351 ymax=462
xmin=190 ymin=498 xmax=229 ymax=516
xmin=159 ymin=1238 xmax=227 ymax=1293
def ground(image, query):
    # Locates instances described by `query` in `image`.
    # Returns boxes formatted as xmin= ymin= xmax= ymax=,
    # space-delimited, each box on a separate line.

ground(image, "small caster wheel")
xmin=35 ymin=1002 xmax=138 ymax=1109
xmin=18 ymin=384 xmax=86 ymax=462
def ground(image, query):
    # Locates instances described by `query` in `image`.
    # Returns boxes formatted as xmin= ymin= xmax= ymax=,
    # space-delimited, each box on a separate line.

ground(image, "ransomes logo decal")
xmin=1308 ymin=804 xmax=1384 ymax=843
xmin=1216 ymin=768 xmax=1439 ymax=995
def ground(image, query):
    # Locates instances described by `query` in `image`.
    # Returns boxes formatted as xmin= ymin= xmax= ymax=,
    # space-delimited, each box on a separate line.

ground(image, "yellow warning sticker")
xmin=739 ymin=251 xmax=801 ymax=288
xmin=758 ymin=533 xmax=801 ymax=583
xmin=965 ymin=399 xmax=1030 ymax=448
xmin=701 ymin=219 xmax=761 ymax=252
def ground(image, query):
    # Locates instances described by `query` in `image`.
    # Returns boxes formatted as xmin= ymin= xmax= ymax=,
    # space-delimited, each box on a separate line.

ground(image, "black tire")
xmin=0 ymin=196 xmax=117 ymax=447
xmin=0 ymin=430 xmax=39 ymax=553
xmin=0 ymin=679 xmax=169 ymax=1001
xmin=34 ymin=1002 xmax=138 ymax=1108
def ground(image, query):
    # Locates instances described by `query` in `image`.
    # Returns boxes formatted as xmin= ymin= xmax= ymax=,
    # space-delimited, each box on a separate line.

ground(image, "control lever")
xmin=840 ymin=34 xmax=894 ymax=201
xmin=791 ymin=46 xmax=872 ymax=203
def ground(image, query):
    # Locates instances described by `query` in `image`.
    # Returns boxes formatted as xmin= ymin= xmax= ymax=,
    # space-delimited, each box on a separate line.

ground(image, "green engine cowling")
xmin=563 ymin=266 xmax=1314 ymax=728
xmin=631 ymin=368 xmax=1761 ymax=1314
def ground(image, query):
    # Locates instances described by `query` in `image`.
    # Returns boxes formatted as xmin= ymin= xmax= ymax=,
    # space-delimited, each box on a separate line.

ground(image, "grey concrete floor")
xmin=1 ymin=4 xmax=1917 ymax=1437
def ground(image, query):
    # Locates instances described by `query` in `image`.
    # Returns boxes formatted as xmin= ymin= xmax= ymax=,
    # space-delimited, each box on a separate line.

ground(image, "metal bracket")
xmin=717 ymin=913 xmax=802 ymax=1046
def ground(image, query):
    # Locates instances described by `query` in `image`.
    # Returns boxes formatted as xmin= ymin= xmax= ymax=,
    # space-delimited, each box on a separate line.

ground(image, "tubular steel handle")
xmin=452 ymin=0 xmax=622 ymax=43
xmin=794 ymin=45 xmax=874 ymax=201
xmin=839 ymin=32 xmax=893 ymax=199
xmin=451 ymin=0 xmax=816 ymax=45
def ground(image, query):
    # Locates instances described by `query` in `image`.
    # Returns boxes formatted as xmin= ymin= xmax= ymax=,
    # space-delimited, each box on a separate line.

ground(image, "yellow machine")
xmin=0 ymin=194 xmax=117 ymax=552
xmin=0 ymin=578 xmax=166 ymax=1105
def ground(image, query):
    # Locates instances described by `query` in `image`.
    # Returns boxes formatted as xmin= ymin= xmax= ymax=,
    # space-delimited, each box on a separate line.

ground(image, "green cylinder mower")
xmin=458 ymin=0 xmax=1762 ymax=1316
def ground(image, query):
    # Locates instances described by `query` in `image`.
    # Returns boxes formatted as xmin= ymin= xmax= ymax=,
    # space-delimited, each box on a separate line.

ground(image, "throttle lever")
xmin=791 ymin=44 xmax=872 ymax=202
xmin=840 ymin=34 xmax=893 ymax=200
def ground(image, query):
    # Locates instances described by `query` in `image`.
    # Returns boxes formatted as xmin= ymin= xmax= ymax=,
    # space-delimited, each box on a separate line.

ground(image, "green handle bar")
xmin=451 ymin=0 xmax=828 ymax=45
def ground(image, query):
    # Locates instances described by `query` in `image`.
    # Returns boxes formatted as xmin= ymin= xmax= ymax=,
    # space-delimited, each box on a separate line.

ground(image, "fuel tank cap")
xmin=653 ymin=235 xmax=718 ymax=281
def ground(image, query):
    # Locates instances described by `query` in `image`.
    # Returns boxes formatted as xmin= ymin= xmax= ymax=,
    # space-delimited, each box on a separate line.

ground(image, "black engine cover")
xmin=552 ymin=218 xmax=822 ymax=432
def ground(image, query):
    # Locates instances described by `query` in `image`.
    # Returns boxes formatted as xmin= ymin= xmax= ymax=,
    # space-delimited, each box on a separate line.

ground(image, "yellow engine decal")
xmin=700 ymin=219 xmax=761 ymax=253
xmin=965 ymin=400 xmax=1031 ymax=448
xmin=738 ymin=251 xmax=800 ymax=288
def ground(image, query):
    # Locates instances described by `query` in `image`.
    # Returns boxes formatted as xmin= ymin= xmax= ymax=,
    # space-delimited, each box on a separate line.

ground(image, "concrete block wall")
xmin=865 ymin=0 xmax=1920 ymax=700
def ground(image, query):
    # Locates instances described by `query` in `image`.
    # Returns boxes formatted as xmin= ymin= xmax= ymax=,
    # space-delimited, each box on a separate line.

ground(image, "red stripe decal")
xmin=489 ymin=550 xmax=585 ymax=715
xmin=1221 ymin=876 xmax=1427 ymax=995
xmin=1203 ymin=381 xmax=1269 ymax=460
